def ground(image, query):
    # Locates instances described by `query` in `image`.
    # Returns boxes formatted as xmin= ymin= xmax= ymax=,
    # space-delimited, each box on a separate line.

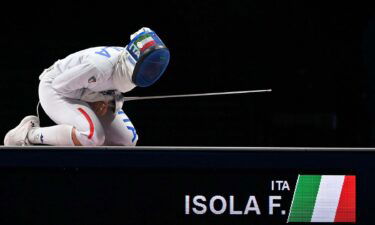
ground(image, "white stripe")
xmin=138 ymin=37 xmax=154 ymax=48
xmin=311 ymin=175 xmax=345 ymax=222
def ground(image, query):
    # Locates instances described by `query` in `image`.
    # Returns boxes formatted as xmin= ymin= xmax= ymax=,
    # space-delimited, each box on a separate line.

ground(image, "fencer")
xmin=4 ymin=27 xmax=170 ymax=146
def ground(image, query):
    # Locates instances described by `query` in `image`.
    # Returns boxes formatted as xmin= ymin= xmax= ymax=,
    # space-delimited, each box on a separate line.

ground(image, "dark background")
xmin=2 ymin=1 xmax=375 ymax=147
xmin=0 ymin=148 xmax=366 ymax=225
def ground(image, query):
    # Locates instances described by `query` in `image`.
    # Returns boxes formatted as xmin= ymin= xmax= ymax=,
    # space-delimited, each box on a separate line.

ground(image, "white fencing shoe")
xmin=4 ymin=116 xmax=40 ymax=146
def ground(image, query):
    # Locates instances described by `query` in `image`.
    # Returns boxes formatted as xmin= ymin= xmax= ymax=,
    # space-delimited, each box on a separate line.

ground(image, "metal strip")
xmin=123 ymin=89 xmax=272 ymax=102
xmin=0 ymin=146 xmax=374 ymax=152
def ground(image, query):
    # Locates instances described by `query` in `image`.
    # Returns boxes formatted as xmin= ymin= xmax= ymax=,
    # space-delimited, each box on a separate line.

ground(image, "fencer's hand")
xmin=89 ymin=101 xmax=109 ymax=116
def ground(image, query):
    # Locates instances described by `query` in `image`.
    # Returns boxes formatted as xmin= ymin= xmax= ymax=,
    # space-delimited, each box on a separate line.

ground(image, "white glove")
xmin=80 ymin=89 xmax=115 ymax=103
xmin=130 ymin=27 xmax=152 ymax=40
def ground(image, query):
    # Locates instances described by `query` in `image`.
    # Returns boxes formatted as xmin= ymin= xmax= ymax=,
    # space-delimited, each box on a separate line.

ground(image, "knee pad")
xmin=75 ymin=128 xmax=105 ymax=146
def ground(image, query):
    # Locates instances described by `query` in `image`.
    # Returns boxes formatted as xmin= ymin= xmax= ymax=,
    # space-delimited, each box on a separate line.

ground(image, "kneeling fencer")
xmin=4 ymin=27 xmax=170 ymax=146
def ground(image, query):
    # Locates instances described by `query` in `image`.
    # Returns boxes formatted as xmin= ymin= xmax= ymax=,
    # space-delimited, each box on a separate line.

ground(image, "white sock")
xmin=27 ymin=125 xmax=74 ymax=146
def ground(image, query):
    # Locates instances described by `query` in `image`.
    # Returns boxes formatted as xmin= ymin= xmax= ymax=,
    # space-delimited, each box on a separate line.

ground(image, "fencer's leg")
xmin=99 ymin=109 xmax=138 ymax=146
xmin=27 ymin=124 xmax=75 ymax=146
xmin=28 ymin=105 xmax=106 ymax=146
xmin=38 ymin=79 xmax=106 ymax=146
xmin=72 ymin=106 xmax=106 ymax=146
xmin=28 ymin=125 xmax=103 ymax=146
xmin=4 ymin=115 xmax=84 ymax=147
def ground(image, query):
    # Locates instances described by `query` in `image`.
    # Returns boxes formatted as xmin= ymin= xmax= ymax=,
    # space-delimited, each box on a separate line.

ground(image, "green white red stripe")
xmin=135 ymin=34 xmax=156 ymax=52
xmin=288 ymin=175 xmax=356 ymax=223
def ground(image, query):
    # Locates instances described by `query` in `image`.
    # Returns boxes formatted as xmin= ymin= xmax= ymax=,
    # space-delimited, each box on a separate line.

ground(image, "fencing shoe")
xmin=4 ymin=116 xmax=40 ymax=146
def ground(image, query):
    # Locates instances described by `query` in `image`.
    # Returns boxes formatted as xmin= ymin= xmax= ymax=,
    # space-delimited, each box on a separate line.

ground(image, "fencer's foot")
xmin=4 ymin=116 xmax=40 ymax=146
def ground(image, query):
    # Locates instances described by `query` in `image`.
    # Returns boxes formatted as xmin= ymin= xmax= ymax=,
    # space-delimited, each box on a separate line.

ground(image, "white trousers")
xmin=38 ymin=79 xmax=138 ymax=146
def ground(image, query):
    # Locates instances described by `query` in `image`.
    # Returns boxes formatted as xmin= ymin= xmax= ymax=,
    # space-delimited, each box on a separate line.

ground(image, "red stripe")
xmin=334 ymin=175 xmax=356 ymax=222
xmin=78 ymin=108 xmax=94 ymax=139
xmin=140 ymin=40 xmax=156 ymax=52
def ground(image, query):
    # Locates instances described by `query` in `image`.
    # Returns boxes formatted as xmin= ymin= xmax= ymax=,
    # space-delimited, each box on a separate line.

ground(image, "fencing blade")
xmin=122 ymin=89 xmax=272 ymax=102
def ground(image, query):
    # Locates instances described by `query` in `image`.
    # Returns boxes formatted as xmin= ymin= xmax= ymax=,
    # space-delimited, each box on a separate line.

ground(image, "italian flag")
xmin=288 ymin=175 xmax=356 ymax=223
xmin=135 ymin=34 xmax=156 ymax=53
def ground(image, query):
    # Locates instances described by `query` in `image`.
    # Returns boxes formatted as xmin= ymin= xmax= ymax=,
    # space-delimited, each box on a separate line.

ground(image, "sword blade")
xmin=122 ymin=89 xmax=272 ymax=102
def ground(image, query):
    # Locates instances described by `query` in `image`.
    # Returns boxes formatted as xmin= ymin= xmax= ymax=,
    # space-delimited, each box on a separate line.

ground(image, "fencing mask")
xmin=125 ymin=28 xmax=170 ymax=88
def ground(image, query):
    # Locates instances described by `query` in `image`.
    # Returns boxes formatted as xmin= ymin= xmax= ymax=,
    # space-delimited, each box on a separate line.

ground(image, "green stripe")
xmin=288 ymin=175 xmax=322 ymax=222
xmin=136 ymin=33 xmax=152 ymax=43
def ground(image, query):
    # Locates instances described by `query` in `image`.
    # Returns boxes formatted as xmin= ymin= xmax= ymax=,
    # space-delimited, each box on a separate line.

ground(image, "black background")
xmin=2 ymin=1 xmax=375 ymax=146
xmin=0 ymin=149 xmax=367 ymax=225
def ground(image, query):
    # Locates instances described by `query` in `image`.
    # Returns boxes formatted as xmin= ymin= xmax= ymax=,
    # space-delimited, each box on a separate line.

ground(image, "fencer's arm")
xmin=51 ymin=63 xmax=101 ymax=98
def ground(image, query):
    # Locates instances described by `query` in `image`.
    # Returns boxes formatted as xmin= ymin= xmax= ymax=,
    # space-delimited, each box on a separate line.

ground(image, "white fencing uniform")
xmin=38 ymin=46 xmax=138 ymax=146
xmin=4 ymin=27 xmax=169 ymax=147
